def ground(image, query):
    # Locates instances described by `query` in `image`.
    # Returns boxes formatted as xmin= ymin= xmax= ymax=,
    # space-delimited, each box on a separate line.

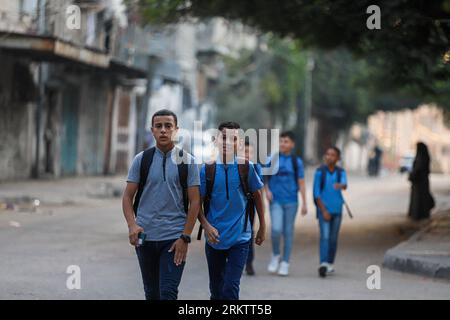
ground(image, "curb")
xmin=383 ymin=246 xmax=450 ymax=279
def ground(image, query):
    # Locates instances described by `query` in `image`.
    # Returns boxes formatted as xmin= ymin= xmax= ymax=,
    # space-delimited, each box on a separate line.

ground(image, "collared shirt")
xmin=313 ymin=167 xmax=348 ymax=215
xmin=266 ymin=153 xmax=305 ymax=204
xmin=200 ymin=157 xmax=264 ymax=250
xmin=127 ymin=146 xmax=200 ymax=241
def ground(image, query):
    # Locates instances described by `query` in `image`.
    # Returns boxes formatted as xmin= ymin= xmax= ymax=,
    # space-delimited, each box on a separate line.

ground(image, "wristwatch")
xmin=180 ymin=234 xmax=191 ymax=244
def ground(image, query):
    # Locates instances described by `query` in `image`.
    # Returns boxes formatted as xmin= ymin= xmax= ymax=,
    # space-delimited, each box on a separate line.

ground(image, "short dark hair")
xmin=328 ymin=146 xmax=341 ymax=157
xmin=218 ymin=121 xmax=240 ymax=131
xmin=152 ymin=109 xmax=178 ymax=126
xmin=280 ymin=131 xmax=296 ymax=142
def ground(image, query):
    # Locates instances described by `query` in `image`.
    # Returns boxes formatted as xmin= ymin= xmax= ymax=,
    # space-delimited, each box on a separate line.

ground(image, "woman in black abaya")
xmin=408 ymin=142 xmax=435 ymax=220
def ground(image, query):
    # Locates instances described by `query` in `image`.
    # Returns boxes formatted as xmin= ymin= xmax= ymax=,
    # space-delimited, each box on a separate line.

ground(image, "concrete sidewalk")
xmin=383 ymin=210 xmax=450 ymax=280
xmin=0 ymin=176 xmax=126 ymax=209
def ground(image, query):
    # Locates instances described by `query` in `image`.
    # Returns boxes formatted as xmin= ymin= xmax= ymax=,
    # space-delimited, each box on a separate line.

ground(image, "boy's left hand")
xmin=255 ymin=226 xmax=266 ymax=246
xmin=300 ymin=204 xmax=307 ymax=216
xmin=334 ymin=183 xmax=346 ymax=190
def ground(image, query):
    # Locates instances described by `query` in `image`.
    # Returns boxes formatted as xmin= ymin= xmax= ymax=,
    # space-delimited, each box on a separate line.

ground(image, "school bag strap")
xmin=238 ymin=160 xmax=255 ymax=233
xmin=133 ymin=147 xmax=156 ymax=215
xmin=197 ymin=161 xmax=216 ymax=240
xmin=177 ymin=149 xmax=189 ymax=214
xmin=291 ymin=154 xmax=299 ymax=191
xmin=133 ymin=147 xmax=190 ymax=216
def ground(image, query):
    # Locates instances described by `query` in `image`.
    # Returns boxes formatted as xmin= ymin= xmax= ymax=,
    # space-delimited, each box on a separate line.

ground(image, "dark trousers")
xmin=205 ymin=241 xmax=250 ymax=300
xmin=135 ymin=239 xmax=185 ymax=300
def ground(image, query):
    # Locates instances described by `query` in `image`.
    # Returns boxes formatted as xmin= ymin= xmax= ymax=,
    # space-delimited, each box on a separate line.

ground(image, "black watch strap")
xmin=180 ymin=234 xmax=191 ymax=243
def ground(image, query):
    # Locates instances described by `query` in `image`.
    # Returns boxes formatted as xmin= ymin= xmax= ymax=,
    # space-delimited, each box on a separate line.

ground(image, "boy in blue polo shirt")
xmin=313 ymin=146 xmax=348 ymax=278
xmin=264 ymin=131 xmax=308 ymax=276
xmin=198 ymin=122 xmax=266 ymax=300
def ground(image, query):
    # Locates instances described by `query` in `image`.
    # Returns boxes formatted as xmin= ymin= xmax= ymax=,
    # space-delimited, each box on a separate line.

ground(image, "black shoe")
xmin=318 ymin=265 xmax=327 ymax=278
xmin=246 ymin=264 xmax=255 ymax=276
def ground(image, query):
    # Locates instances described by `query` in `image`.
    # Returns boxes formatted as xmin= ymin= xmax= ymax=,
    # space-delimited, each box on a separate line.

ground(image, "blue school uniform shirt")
xmin=266 ymin=153 xmax=305 ymax=205
xmin=200 ymin=157 xmax=264 ymax=250
xmin=313 ymin=167 xmax=348 ymax=215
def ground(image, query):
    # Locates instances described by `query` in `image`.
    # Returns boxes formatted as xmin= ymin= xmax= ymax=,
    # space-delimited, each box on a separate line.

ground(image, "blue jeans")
xmin=135 ymin=239 xmax=185 ymax=300
xmin=205 ymin=241 xmax=250 ymax=300
xmin=270 ymin=202 xmax=298 ymax=263
xmin=318 ymin=212 xmax=342 ymax=264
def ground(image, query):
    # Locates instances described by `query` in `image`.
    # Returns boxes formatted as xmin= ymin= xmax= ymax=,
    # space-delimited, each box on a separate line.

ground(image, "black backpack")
xmin=313 ymin=165 xmax=343 ymax=205
xmin=133 ymin=147 xmax=189 ymax=216
xmin=313 ymin=165 xmax=353 ymax=219
xmin=196 ymin=160 xmax=255 ymax=240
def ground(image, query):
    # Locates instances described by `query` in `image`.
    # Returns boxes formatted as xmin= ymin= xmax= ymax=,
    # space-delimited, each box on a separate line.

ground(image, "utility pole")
xmin=296 ymin=51 xmax=314 ymax=160
xmin=304 ymin=52 xmax=315 ymax=162
xmin=32 ymin=0 xmax=47 ymax=178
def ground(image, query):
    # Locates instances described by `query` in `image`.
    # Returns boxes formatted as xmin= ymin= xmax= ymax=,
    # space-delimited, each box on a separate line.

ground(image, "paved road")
xmin=0 ymin=173 xmax=449 ymax=299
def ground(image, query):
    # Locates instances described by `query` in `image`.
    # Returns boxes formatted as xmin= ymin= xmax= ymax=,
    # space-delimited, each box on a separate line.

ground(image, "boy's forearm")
xmin=254 ymin=190 xmax=266 ymax=227
xmin=197 ymin=200 xmax=209 ymax=227
xmin=122 ymin=195 xmax=136 ymax=227
xmin=316 ymin=198 xmax=327 ymax=213
xmin=183 ymin=200 xmax=200 ymax=236
xmin=299 ymin=179 xmax=307 ymax=204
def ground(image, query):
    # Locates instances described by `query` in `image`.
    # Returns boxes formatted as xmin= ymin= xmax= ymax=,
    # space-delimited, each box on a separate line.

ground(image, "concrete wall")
xmin=0 ymin=54 xmax=36 ymax=181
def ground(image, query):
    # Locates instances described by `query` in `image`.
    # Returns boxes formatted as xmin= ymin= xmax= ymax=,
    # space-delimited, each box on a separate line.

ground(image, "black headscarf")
xmin=414 ymin=142 xmax=430 ymax=175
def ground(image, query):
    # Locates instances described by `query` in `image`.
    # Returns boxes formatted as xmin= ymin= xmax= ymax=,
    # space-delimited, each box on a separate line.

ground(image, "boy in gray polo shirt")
xmin=122 ymin=109 xmax=201 ymax=300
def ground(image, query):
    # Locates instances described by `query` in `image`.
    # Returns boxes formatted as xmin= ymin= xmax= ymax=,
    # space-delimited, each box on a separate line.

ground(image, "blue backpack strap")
xmin=133 ymin=147 xmax=156 ymax=215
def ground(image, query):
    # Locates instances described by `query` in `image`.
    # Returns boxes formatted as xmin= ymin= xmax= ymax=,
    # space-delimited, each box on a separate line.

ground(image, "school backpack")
xmin=133 ymin=147 xmax=189 ymax=216
xmin=313 ymin=165 xmax=353 ymax=218
xmin=196 ymin=160 xmax=255 ymax=240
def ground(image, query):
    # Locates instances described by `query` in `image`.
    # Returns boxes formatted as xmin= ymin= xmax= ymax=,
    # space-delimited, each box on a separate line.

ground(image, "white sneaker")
xmin=278 ymin=261 xmax=289 ymax=276
xmin=327 ymin=264 xmax=335 ymax=274
xmin=268 ymin=255 xmax=280 ymax=273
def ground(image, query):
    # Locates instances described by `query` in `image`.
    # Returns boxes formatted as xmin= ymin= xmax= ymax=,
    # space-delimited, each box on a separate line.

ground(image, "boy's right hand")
xmin=265 ymin=190 xmax=273 ymax=203
xmin=204 ymin=224 xmax=220 ymax=244
xmin=322 ymin=210 xmax=332 ymax=221
xmin=129 ymin=223 xmax=144 ymax=246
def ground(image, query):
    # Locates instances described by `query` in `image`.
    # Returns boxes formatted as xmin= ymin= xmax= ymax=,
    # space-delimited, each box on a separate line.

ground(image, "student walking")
xmin=265 ymin=131 xmax=307 ymax=276
xmin=122 ymin=109 xmax=201 ymax=300
xmin=198 ymin=122 xmax=266 ymax=300
xmin=244 ymin=140 xmax=263 ymax=276
xmin=313 ymin=146 xmax=348 ymax=278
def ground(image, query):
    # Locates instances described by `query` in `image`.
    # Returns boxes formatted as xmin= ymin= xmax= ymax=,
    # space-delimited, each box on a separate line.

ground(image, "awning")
xmin=0 ymin=31 xmax=109 ymax=68
xmin=0 ymin=31 xmax=147 ymax=78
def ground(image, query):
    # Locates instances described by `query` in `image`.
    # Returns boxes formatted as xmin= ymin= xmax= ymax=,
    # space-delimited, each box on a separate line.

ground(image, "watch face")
xmin=181 ymin=235 xmax=191 ymax=243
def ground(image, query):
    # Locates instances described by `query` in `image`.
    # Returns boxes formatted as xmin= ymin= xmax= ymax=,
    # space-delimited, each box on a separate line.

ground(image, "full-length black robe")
xmin=408 ymin=155 xmax=435 ymax=220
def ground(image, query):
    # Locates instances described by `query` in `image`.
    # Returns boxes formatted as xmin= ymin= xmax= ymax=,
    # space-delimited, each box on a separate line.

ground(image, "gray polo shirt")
xmin=127 ymin=146 xmax=200 ymax=241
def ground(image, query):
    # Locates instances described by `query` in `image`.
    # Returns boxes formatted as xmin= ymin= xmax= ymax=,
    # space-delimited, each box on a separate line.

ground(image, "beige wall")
xmin=368 ymin=105 xmax=450 ymax=173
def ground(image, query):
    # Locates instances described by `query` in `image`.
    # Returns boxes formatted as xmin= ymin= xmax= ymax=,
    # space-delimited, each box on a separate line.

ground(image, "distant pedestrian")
xmin=197 ymin=121 xmax=266 ymax=300
xmin=408 ymin=142 xmax=435 ymax=220
xmin=265 ymin=131 xmax=308 ymax=276
xmin=122 ymin=109 xmax=201 ymax=300
xmin=244 ymin=140 xmax=263 ymax=276
xmin=368 ymin=145 xmax=383 ymax=177
xmin=313 ymin=146 xmax=348 ymax=278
